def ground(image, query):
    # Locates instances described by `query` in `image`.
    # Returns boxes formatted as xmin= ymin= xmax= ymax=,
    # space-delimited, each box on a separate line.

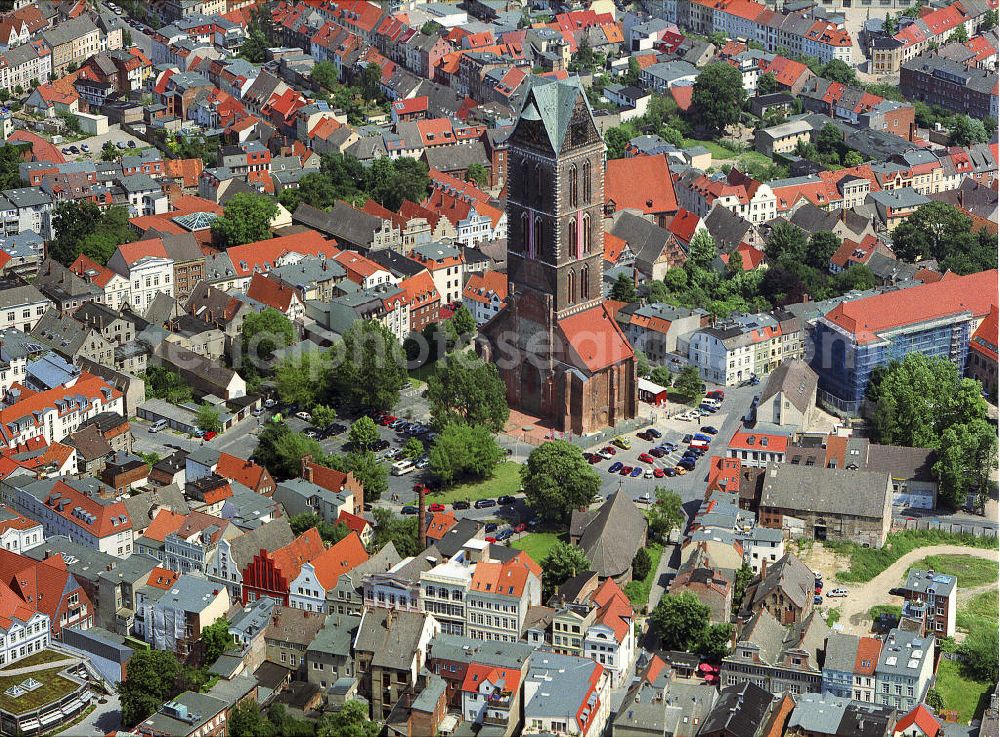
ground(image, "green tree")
xmin=651 ymin=592 xmax=712 ymax=651
xmin=447 ymin=304 xmax=477 ymax=343
xmin=318 ymin=700 xmax=379 ymax=737
xmin=756 ymin=72 xmax=780 ymax=95
xmin=808 ymin=231 xmax=841 ymax=270
xmin=278 ymin=171 xmax=337 ymax=212
xmin=274 ymin=351 xmax=330 ymax=410
xmin=692 ymin=63 xmax=747 ymax=133
xmin=428 ymin=422 xmax=504 ymax=487
xmin=604 ymin=125 xmax=633 ymax=159
xmin=646 ymin=487 xmax=685 ymax=541
xmin=820 ymin=58 xmax=857 ymax=85
xmin=540 ymin=541 xmax=591 ymax=595
xmin=328 ymin=450 xmax=388 ymax=503
xmin=252 ymin=423 xmax=325 ymax=480
xmin=631 ymin=547 xmax=652 ymax=580
xmin=426 ymin=353 xmax=509 ymax=432
xmin=650 ymin=365 xmax=673 ymax=388
xmin=868 ymin=354 xmax=997 ymax=507
xmin=672 ymin=365 xmax=703 ymax=403
xmin=349 ymin=416 xmax=380 ymax=449
xmin=0 ymin=143 xmax=25 ymax=189
xmin=230 ymin=701 xmax=275 ymax=737
xmin=311 ymin=404 xmax=337 ymax=428
xmin=200 ymin=617 xmax=232 ymax=666
xmin=330 ymin=320 xmax=408 ymax=413
xmin=211 ymin=193 xmax=278 ymax=247
xmin=240 ymin=27 xmax=269 ymax=63
xmin=101 ymin=140 xmax=122 ymax=161
xmin=635 ymin=350 xmax=651 ymax=378
xmin=241 ymin=308 xmax=295 ymax=367
xmin=403 ymin=437 xmax=424 ymax=460
xmin=689 ymin=230 xmax=717 ymax=270
xmin=647 ymin=280 xmax=670 ymax=303
xmin=765 ymin=221 xmax=809 ymax=265
xmin=196 ymin=403 xmax=223 ymax=433
xmin=371 ymin=507 xmax=420 ymax=557
xmin=883 ymin=12 xmax=898 ymax=35
xmin=698 ymin=622 xmax=734 ymax=659
xmin=891 ymin=202 xmax=978 ymax=265
xmin=831 ymin=263 xmax=875 ymax=293
xmin=732 ymin=563 xmax=754 ymax=610
xmin=610 ymin=272 xmax=638 ymax=302
xmin=311 ymin=60 xmax=339 ymax=91
xmin=464 ymin=162 xmax=489 ymax=189
xmin=521 ymin=441 xmax=601 ymax=523
xmin=365 ymin=156 xmax=430 ymax=210
xmin=948 ymin=24 xmax=969 ymax=42
xmin=289 ymin=512 xmax=349 ymax=544
xmin=925 ymin=689 xmax=945 ymax=712
xmin=949 ymin=114 xmax=987 ymax=146
xmin=119 ymin=649 xmax=199 ymax=727
xmin=49 ymin=201 xmax=136 ymax=266
xmin=843 ymin=150 xmax=864 ymax=167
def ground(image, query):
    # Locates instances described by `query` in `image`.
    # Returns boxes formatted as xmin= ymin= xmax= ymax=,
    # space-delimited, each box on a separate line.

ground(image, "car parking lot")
xmin=61 ymin=125 xmax=147 ymax=162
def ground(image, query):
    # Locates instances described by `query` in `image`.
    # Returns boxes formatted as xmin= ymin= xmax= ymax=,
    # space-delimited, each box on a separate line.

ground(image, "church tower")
xmin=478 ymin=79 xmax=637 ymax=435
xmin=505 ymin=81 xmax=605 ymax=320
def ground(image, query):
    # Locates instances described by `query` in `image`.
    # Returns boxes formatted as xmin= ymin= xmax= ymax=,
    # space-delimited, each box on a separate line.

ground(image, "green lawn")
xmin=935 ymin=658 xmax=992 ymax=723
xmin=623 ymin=543 xmax=664 ymax=614
xmin=511 ymin=532 xmax=564 ymax=563
xmin=0 ymin=650 xmax=71 ymax=671
xmin=824 ymin=607 xmax=841 ymax=627
xmin=826 ymin=531 xmax=997 ymax=583
xmin=868 ymin=604 xmax=902 ymax=620
xmin=0 ymin=666 xmax=81 ymax=715
xmin=912 ymin=555 xmax=999 ymax=589
xmin=408 ymin=362 xmax=436 ymax=387
xmin=427 ymin=462 xmax=521 ymax=504
xmin=681 ymin=137 xmax=739 ymax=159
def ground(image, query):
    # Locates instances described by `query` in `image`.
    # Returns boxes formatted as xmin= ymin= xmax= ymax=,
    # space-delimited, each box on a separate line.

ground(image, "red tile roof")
xmin=824 ymin=269 xmax=998 ymax=344
xmin=309 ymin=531 xmax=368 ymax=588
xmin=854 ymin=636 xmax=882 ymax=676
xmin=706 ymin=456 xmax=742 ymax=493
xmin=970 ymin=304 xmax=999 ymax=363
xmin=604 ymin=232 xmax=627 ymax=264
xmin=728 ymin=430 xmax=788 ymax=453
xmin=894 ymin=704 xmax=941 ymax=737
xmin=558 ymin=302 xmax=635 ymax=373
xmin=591 ymin=578 xmax=633 ymax=642
xmin=469 ymin=550 xmax=541 ymax=598
xmin=7 ymin=130 xmax=64 ymax=164
xmin=216 ymin=453 xmax=271 ymax=491
xmin=605 ymin=155 xmax=678 ymax=215
xmin=337 ymin=510 xmax=371 ymax=536
xmin=227 ymin=231 xmax=337 ymax=278
xmin=461 ymin=662 xmax=522 ymax=695
xmin=271 ymin=527 xmax=326 ymax=584
xmin=425 ymin=511 xmax=457 ymax=541
xmin=142 ymin=508 xmax=186 ymax=542
xmin=38 ymin=478 xmax=131 ymax=538
xmin=247 ymin=272 xmax=299 ymax=313
xmin=462 ymin=270 xmax=507 ymax=306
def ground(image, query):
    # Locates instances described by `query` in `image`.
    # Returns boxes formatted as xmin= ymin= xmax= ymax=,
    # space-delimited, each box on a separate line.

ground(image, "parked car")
xmin=619 ymin=465 xmax=633 ymax=476
xmin=80 ymin=144 xmax=90 ymax=152
xmin=495 ymin=529 xmax=514 ymax=541
xmin=599 ymin=446 xmax=616 ymax=458
xmin=650 ymin=448 xmax=666 ymax=458
xmin=636 ymin=431 xmax=653 ymax=441
xmin=664 ymin=467 xmax=676 ymax=477
xmin=636 ymin=492 xmax=652 ymax=503
xmin=453 ymin=500 xmax=470 ymax=510
xmin=706 ymin=389 xmax=725 ymax=400
xmin=814 ymin=595 xmax=823 ymax=605
xmin=127 ymin=140 xmax=136 ymax=148
xmin=612 ymin=436 xmax=631 ymax=450
xmin=700 ymin=426 xmax=719 ymax=435
xmin=693 ymin=433 xmax=712 ymax=443
xmin=514 ymin=523 xmax=527 ymax=533
xmin=638 ymin=453 xmax=654 ymax=464
xmin=629 ymin=467 xmax=643 ymax=477
xmin=826 ymin=588 xmax=848 ymax=598
xmin=474 ymin=498 xmax=497 ymax=509
xmin=647 ymin=428 xmax=662 ymax=438
xmin=303 ymin=429 xmax=320 ymax=439
xmin=498 ymin=495 xmax=516 ymax=505
xmin=428 ymin=503 xmax=445 ymax=512
xmin=608 ymin=462 xmax=623 ymax=474
xmin=677 ymin=458 xmax=696 ymax=470
xmin=326 ymin=423 xmax=347 ymax=435
xmin=660 ymin=441 xmax=678 ymax=451
xmin=401 ymin=505 xmax=418 ymax=515
xmin=682 ymin=434 xmax=693 ymax=444
xmin=653 ymin=468 xmax=665 ymax=478
xmin=295 ymin=411 xmax=312 ymax=422
xmin=484 ymin=522 xmax=498 ymax=533
xmin=643 ymin=468 xmax=654 ymax=478
xmin=204 ymin=431 xmax=217 ymax=441
xmin=673 ymin=465 xmax=687 ymax=475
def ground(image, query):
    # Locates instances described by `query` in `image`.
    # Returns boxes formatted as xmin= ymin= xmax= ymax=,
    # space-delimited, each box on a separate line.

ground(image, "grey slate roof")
xmin=760 ymin=463 xmax=891 ymax=520
xmin=904 ymin=569 xmax=957 ymax=599
xmin=747 ymin=551 xmax=815 ymax=612
xmin=570 ymin=491 xmax=647 ymax=579
xmin=354 ymin=608 xmax=428 ymax=671
xmin=823 ymin=632 xmax=861 ymax=673
xmin=695 ymin=682 xmax=773 ymax=737
xmin=757 ymin=359 xmax=817 ymax=414
xmin=227 ymin=517 xmax=294 ymax=571
xmin=308 ymin=614 xmax=361 ymax=659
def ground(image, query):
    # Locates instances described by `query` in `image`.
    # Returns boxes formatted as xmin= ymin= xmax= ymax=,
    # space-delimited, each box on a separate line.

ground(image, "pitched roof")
xmin=894 ymin=704 xmax=941 ymax=737
xmin=760 ymin=463 xmax=890 ymax=520
xmin=557 ymin=301 xmax=635 ymax=373
xmin=757 ymin=359 xmax=817 ymax=414
xmin=605 ymin=155 xmax=678 ymax=215
xmin=515 ymin=78 xmax=593 ymax=155
xmin=246 ymin=272 xmax=298 ymax=313
xmin=824 ymin=268 xmax=997 ymax=343
xmin=269 ymin=527 xmax=325 ymax=583
xmin=227 ymin=516 xmax=294 ymax=571
xmin=571 ymin=491 xmax=647 ymax=579
xmin=469 ymin=550 xmax=541 ymax=598
xmin=215 ymin=453 xmax=270 ymax=491
xmin=309 ymin=531 xmax=368 ymax=588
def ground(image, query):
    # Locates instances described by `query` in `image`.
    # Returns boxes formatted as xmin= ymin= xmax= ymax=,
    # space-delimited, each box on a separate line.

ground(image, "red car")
xmin=413 ymin=482 xmax=427 ymax=493
xmin=203 ymin=431 xmax=217 ymax=441
xmin=428 ymin=503 xmax=445 ymax=512
xmin=619 ymin=465 xmax=633 ymax=476
xmin=485 ymin=536 xmax=497 ymax=543
xmin=514 ymin=523 xmax=527 ymax=533
xmin=379 ymin=415 xmax=397 ymax=426
xmin=653 ymin=468 xmax=665 ymax=478
xmin=638 ymin=453 xmax=654 ymax=464
xmin=706 ymin=390 xmax=725 ymax=400
xmin=588 ymin=455 xmax=601 ymax=464
xmin=602 ymin=446 xmax=617 ymax=455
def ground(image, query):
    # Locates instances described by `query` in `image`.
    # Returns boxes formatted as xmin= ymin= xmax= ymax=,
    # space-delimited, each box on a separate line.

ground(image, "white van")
xmin=391 ymin=459 xmax=416 ymax=476
xmin=149 ymin=419 xmax=168 ymax=433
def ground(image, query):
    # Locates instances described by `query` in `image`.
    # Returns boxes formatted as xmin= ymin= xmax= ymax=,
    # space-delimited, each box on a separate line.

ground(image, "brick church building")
xmin=478 ymin=79 xmax=637 ymax=435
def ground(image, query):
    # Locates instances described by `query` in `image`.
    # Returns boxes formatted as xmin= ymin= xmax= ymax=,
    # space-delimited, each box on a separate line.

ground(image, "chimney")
xmin=301 ymin=455 xmax=313 ymax=482
xmin=418 ymin=484 xmax=427 ymax=550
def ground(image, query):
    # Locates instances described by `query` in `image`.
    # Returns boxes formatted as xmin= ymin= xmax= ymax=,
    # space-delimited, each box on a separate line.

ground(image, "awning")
xmin=19 ymin=719 xmax=39 ymax=731
xmin=40 ymin=711 xmax=62 ymax=725
xmin=698 ymin=663 xmax=719 ymax=673
xmin=62 ymin=699 xmax=84 ymax=715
